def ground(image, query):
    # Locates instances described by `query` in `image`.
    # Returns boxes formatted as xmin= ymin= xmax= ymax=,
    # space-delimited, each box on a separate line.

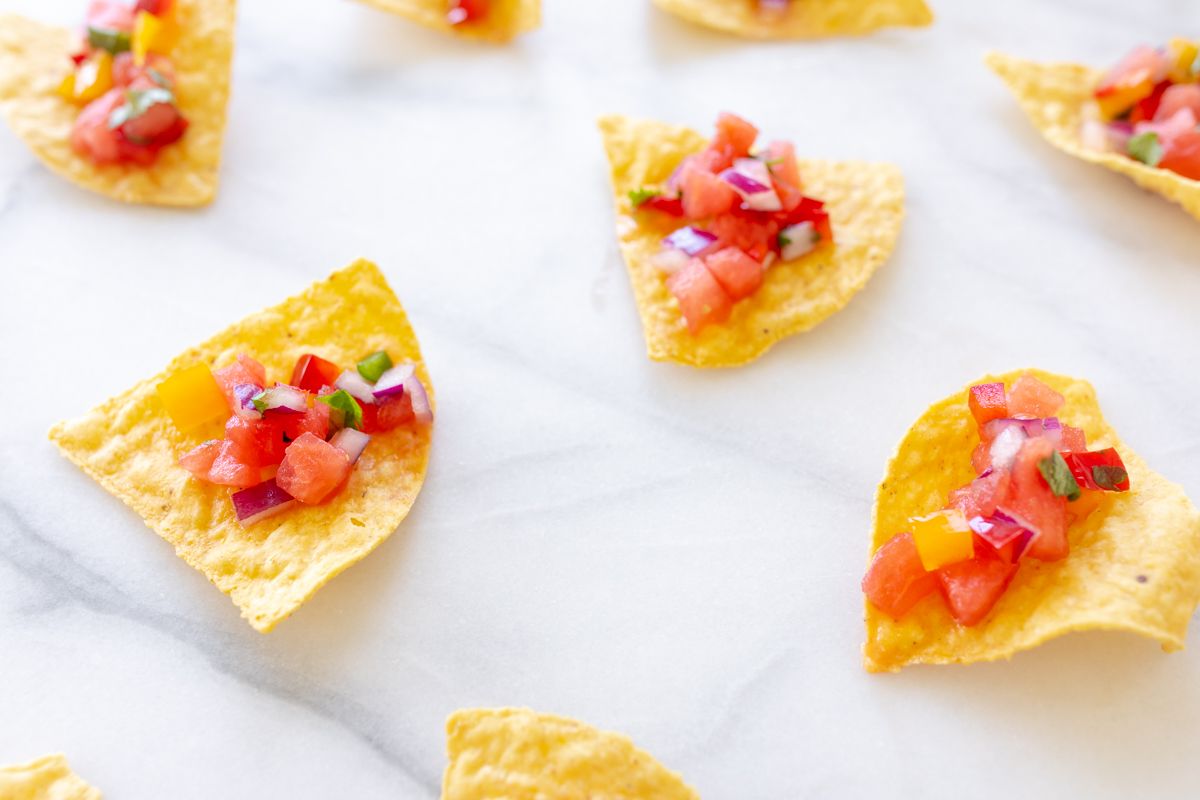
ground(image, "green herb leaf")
xmin=1128 ymin=132 xmax=1163 ymax=166
xmin=318 ymin=390 xmax=364 ymax=431
xmin=250 ymin=389 xmax=270 ymax=413
xmin=777 ymin=233 xmax=792 ymax=248
xmin=146 ymin=67 xmax=173 ymax=88
xmin=627 ymin=187 xmax=660 ymax=207
xmin=1092 ymin=465 xmax=1129 ymax=491
xmin=356 ymin=350 xmax=393 ymax=383
xmin=106 ymin=87 xmax=176 ymax=131
xmin=1038 ymin=451 xmax=1082 ymax=501
xmin=86 ymin=26 xmax=131 ymax=54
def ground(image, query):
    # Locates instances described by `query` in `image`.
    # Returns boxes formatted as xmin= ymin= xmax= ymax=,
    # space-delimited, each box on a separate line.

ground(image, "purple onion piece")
xmin=335 ymin=370 xmax=376 ymax=405
xmin=663 ymin=226 xmax=718 ymax=256
xmin=373 ymin=363 xmax=416 ymax=400
xmin=404 ymin=375 xmax=433 ymax=425
xmin=330 ymin=428 xmax=370 ymax=464
xmin=720 ymin=168 xmax=770 ymax=196
xmin=232 ymin=478 xmax=295 ymax=527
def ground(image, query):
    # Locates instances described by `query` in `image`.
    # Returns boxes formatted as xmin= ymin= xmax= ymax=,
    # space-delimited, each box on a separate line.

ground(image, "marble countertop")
xmin=3 ymin=0 xmax=1200 ymax=797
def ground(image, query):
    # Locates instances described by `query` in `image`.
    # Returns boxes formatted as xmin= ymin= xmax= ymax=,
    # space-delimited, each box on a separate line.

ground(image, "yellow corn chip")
xmin=50 ymin=259 xmax=434 ymax=633
xmin=653 ymin=0 xmax=932 ymax=39
xmin=0 ymin=754 xmax=101 ymax=800
xmin=865 ymin=369 xmax=1200 ymax=673
xmin=352 ymin=0 xmax=539 ymax=42
xmin=0 ymin=0 xmax=235 ymax=207
xmin=986 ymin=51 xmax=1200 ymax=222
xmin=442 ymin=708 xmax=699 ymax=799
xmin=598 ymin=114 xmax=904 ymax=368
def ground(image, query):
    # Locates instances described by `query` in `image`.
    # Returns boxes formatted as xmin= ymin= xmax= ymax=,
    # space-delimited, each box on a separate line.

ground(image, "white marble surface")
xmin=2 ymin=0 xmax=1200 ymax=797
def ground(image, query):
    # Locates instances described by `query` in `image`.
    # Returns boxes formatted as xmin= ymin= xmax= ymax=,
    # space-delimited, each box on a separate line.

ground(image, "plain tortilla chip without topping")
xmin=0 ymin=0 xmax=235 ymax=206
xmin=599 ymin=114 xmax=904 ymax=368
xmin=0 ymin=754 xmax=102 ymax=800
xmin=49 ymin=259 xmax=434 ymax=633
xmin=986 ymin=51 xmax=1200 ymax=222
xmin=653 ymin=0 xmax=932 ymax=39
xmin=864 ymin=369 xmax=1200 ymax=673
xmin=442 ymin=708 xmax=699 ymax=799
xmin=352 ymin=0 xmax=539 ymax=42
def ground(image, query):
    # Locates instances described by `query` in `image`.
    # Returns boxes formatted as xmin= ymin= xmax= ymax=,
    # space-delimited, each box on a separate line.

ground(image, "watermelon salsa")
xmin=862 ymin=374 xmax=1131 ymax=627
xmin=155 ymin=349 xmax=432 ymax=526
xmin=627 ymin=113 xmax=833 ymax=335
xmin=1085 ymin=39 xmax=1200 ymax=179
xmin=447 ymin=0 xmax=488 ymax=26
xmin=59 ymin=0 xmax=188 ymax=166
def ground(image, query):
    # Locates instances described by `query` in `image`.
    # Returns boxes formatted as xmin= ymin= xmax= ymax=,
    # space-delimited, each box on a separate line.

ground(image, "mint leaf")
xmin=1092 ymin=464 xmax=1128 ymax=491
xmin=356 ymin=350 xmax=393 ymax=383
xmin=777 ymin=233 xmax=792 ymax=248
xmin=1038 ymin=451 xmax=1082 ymax=501
xmin=86 ymin=26 xmax=130 ymax=54
xmin=628 ymin=187 xmax=660 ymax=207
xmin=318 ymin=390 xmax=364 ymax=431
xmin=1128 ymin=132 xmax=1163 ymax=166
xmin=107 ymin=87 xmax=176 ymax=131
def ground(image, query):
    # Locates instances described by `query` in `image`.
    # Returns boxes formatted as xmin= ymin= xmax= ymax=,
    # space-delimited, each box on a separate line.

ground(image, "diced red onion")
xmin=253 ymin=384 xmax=307 ymax=415
xmin=651 ymin=248 xmax=691 ymax=274
xmin=759 ymin=0 xmax=789 ymax=14
xmin=231 ymin=478 xmax=295 ymax=527
xmin=373 ymin=363 xmax=415 ymax=400
xmin=1106 ymin=120 xmax=1134 ymax=153
xmin=233 ymin=382 xmax=263 ymax=419
xmin=988 ymin=425 xmax=1027 ymax=470
xmin=663 ymin=226 xmax=718 ymax=257
xmin=983 ymin=417 xmax=1045 ymax=440
xmin=779 ymin=221 xmax=818 ymax=262
xmin=969 ymin=509 xmax=1034 ymax=558
xmin=335 ymin=370 xmax=376 ymax=405
xmin=330 ymin=427 xmax=370 ymax=464
xmin=404 ymin=375 xmax=433 ymax=425
xmin=1081 ymin=120 xmax=1110 ymax=152
xmin=720 ymin=158 xmax=782 ymax=212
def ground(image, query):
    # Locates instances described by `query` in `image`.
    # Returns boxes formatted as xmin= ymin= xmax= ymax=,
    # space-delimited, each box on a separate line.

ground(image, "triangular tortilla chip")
xmin=352 ymin=0 xmax=539 ymax=42
xmin=986 ymin=51 xmax=1200 ymax=222
xmin=49 ymin=259 xmax=434 ymax=633
xmin=865 ymin=369 xmax=1200 ymax=673
xmin=0 ymin=0 xmax=236 ymax=207
xmin=442 ymin=708 xmax=699 ymax=799
xmin=0 ymin=754 xmax=102 ymax=800
xmin=653 ymin=0 xmax=932 ymax=39
xmin=599 ymin=114 xmax=904 ymax=368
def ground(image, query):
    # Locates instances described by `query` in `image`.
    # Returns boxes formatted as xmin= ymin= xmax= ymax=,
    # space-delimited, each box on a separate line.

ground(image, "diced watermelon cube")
xmin=948 ymin=469 xmax=1012 ymax=519
xmin=681 ymin=165 xmax=737 ymax=218
xmin=1060 ymin=425 xmax=1087 ymax=453
xmin=936 ymin=554 xmax=1018 ymax=626
xmin=1009 ymin=437 xmax=1069 ymax=561
xmin=862 ymin=532 xmax=939 ymax=619
xmin=666 ymin=258 xmax=733 ymax=335
xmin=1006 ymin=374 xmax=1065 ymax=418
xmin=704 ymin=247 xmax=764 ymax=301
xmin=225 ymin=415 xmax=286 ymax=467
xmin=764 ymin=140 xmax=803 ymax=212
xmin=276 ymin=402 xmax=331 ymax=442
xmin=968 ymin=383 xmax=1008 ymax=426
xmin=213 ymin=354 xmax=267 ymax=413
xmin=276 ymin=432 xmax=351 ymax=504
xmin=1160 ymin=129 xmax=1200 ymax=180
xmin=207 ymin=439 xmax=261 ymax=488
xmin=713 ymin=112 xmax=758 ymax=159
xmin=179 ymin=439 xmax=220 ymax=479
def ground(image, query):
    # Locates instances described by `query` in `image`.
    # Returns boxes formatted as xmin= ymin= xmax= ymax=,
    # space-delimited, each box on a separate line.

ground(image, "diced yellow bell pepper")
xmin=132 ymin=9 xmax=180 ymax=65
xmin=910 ymin=509 xmax=974 ymax=571
xmin=1167 ymin=38 xmax=1200 ymax=84
xmin=156 ymin=363 xmax=229 ymax=432
xmin=56 ymin=51 xmax=113 ymax=105
xmin=1095 ymin=79 xmax=1153 ymax=121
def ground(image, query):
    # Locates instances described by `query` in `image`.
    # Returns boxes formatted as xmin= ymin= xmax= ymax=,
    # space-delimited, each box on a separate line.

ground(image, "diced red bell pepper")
xmin=936 ymin=553 xmax=1018 ymax=626
xmin=1064 ymin=448 xmax=1131 ymax=492
xmin=641 ymin=194 xmax=685 ymax=217
xmin=447 ymin=0 xmax=488 ymax=24
xmin=862 ymin=532 xmax=939 ymax=619
xmin=703 ymin=247 xmax=764 ymax=301
xmin=135 ymin=0 xmax=172 ymax=14
xmin=290 ymin=353 xmax=342 ymax=394
xmin=666 ymin=258 xmax=733 ymax=335
xmin=967 ymin=382 xmax=1008 ymax=426
xmin=1129 ymin=80 xmax=1173 ymax=123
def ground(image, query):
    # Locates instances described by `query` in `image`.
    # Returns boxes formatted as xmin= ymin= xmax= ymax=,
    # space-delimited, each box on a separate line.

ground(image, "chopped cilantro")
xmin=1038 ymin=451 xmax=1082 ymax=501
xmin=628 ymin=187 xmax=660 ymax=207
xmin=318 ymin=389 xmax=364 ymax=431
xmin=1128 ymin=132 xmax=1163 ymax=167
xmin=1092 ymin=464 xmax=1129 ymax=491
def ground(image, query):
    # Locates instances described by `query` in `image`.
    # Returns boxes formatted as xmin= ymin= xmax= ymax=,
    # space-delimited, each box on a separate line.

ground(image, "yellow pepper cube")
xmin=132 ymin=9 xmax=179 ymax=65
xmin=58 ymin=51 xmax=113 ymax=105
xmin=156 ymin=363 xmax=228 ymax=432
xmin=1167 ymin=38 xmax=1200 ymax=83
xmin=1095 ymin=79 xmax=1153 ymax=121
xmin=910 ymin=509 xmax=974 ymax=571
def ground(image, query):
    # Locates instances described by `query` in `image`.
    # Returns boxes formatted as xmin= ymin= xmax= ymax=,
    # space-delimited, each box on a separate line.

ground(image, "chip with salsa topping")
xmin=50 ymin=259 xmax=434 ymax=632
xmin=652 ymin=0 xmax=932 ymax=39
xmin=442 ymin=708 xmax=699 ymax=799
xmin=987 ymin=46 xmax=1200 ymax=222
xmin=352 ymin=0 xmax=539 ymax=42
xmin=0 ymin=754 xmax=101 ymax=800
xmin=864 ymin=369 xmax=1200 ymax=672
xmin=0 ymin=0 xmax=234 ymax=206
xmin=599 ymin=113 xmax=904 ymax=367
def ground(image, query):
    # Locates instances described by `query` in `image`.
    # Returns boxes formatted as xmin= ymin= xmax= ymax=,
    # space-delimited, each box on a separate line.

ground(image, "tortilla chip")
xmin=653 ymin=0 xmax=932 ymax=39
xmin=0 ymin=0 xmax=236 ymax=207
xmin=352 ymin=0 xmax=539 ymax=42
xmin=0 ymin=754 xmax=101 ymax=800
xmin=442 ymin=708 xmax=699 ymax=799
xmin=599 ymin=114 xmax=905 ymax=368
xmin=986 ymin=51 xmax=1200 ymax=222
xmin=49 ymin=259 xmax=434 ymax=633
xmin=865 ymin=369 xmax=1200 ymax=673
